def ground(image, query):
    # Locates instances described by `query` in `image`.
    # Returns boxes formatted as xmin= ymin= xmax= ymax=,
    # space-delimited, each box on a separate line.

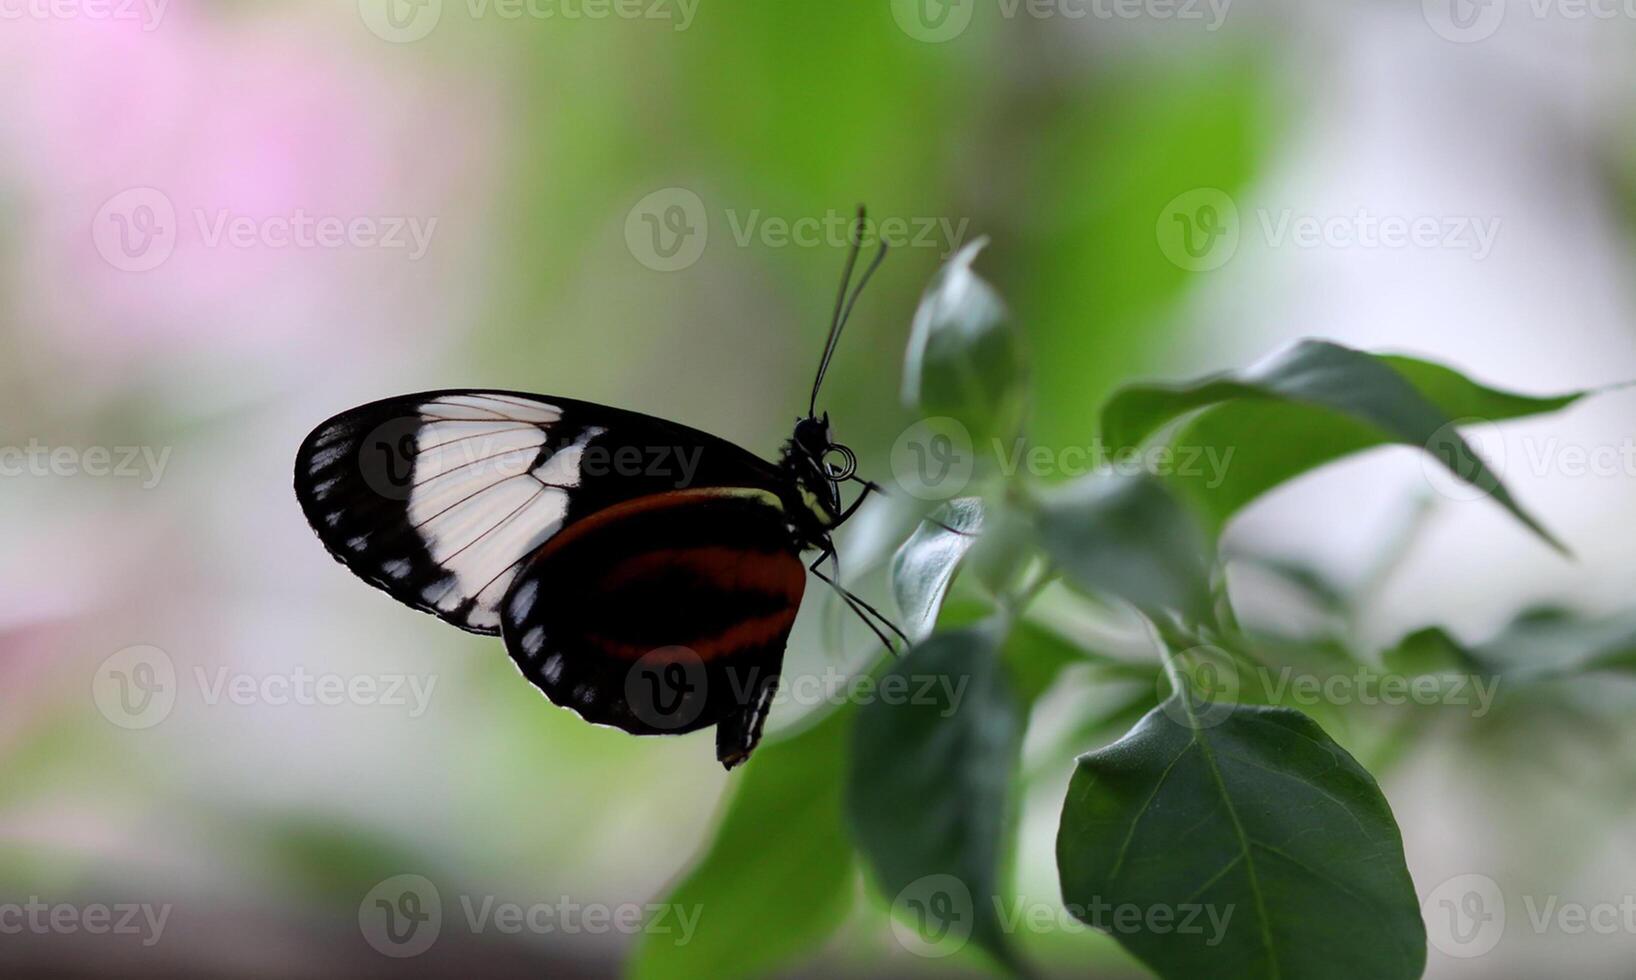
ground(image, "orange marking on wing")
xmin=601 ymin=545 xmax=805 ymax=600
xmin=536 ymin=488 xmax=782 ymax=560
xmin=586 ymin=547 xmax=805 ymax=661
xmin=584 ymin=605 xmax=800 ymax=662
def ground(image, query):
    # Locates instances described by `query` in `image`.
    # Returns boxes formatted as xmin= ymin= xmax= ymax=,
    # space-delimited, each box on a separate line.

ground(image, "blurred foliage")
xmin=622 ymin=241 xmax=1630 ymax=980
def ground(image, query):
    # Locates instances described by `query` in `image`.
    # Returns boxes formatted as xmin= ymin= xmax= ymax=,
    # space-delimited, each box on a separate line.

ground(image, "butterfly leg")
xmin=828 ymin=476 xmax=879 ymax=530
xmin=807 ymin=546 xmax=909 ymax=654
xmin=843 ymin=474 xmax=976 ymax=538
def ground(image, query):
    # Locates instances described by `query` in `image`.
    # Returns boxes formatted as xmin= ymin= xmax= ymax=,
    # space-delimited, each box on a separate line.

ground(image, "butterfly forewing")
xmin=294 ymin=389 xmax=789 ymax=635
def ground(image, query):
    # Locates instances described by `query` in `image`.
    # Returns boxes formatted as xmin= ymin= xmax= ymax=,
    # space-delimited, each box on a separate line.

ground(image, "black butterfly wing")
xmin=499 ymin=488 xmax=804 ymax=769
xmin=294 ymin=389 xmax=790 ymax=635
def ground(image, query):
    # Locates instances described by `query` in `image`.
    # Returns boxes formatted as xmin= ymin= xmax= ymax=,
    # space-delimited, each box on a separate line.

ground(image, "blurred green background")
xmin=6 ymin=1 xmax=1636 ymax=977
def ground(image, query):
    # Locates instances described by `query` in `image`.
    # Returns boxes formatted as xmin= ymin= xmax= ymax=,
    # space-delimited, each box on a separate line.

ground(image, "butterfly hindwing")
xmin=499 ymin=488 xmax=805 ymax=769
xmin=294 ymin=389 xmax=788 ymax=635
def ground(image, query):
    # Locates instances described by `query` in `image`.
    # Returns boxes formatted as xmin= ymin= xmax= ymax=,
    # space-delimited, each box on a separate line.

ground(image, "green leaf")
xmin=967 ymin=501 xmax=1036 ymax=599
xmin=890 ymin=497 xmax=984 ymax=642
xmin=629 ymin=708 xmax=856 ymax=980
xmin=1030 ymin=471 xmax=1213 ymax=623
xmin=1469 ymin=608 xmax=1636 ymax=681
xmin=846 ymin=620 xmax=1025 ymax=970
xmin=1101 ymin=339 xmax=1580 ymax=550
xmin=1232 ymin=553 xmax=1351 ymax=618
xmin=1381 ymin=626 xmax=1481 ymax=677
xmin=1057 ymin=699 xmax=1426 ymax=979
xmin=1004 ymin=619 xmax=1115 ymax=707
xmin=902 ymin=239 xmax=1026 ymax=443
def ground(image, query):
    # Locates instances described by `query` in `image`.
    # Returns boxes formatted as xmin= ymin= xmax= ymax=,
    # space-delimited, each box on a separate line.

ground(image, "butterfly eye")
xmin=821 ymin=444 xmax=857 ymax=481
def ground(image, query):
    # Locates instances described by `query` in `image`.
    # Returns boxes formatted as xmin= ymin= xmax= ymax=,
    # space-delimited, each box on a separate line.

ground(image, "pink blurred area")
xmin=0 ymin=3 xmax=504 ymax=386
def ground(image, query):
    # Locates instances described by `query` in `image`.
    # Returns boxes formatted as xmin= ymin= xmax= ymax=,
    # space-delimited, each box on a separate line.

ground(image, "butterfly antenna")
xmin=809 ymin=206 xmax=887 ymax=417
xmin=834 ymin=237 xmax=888 ymax=353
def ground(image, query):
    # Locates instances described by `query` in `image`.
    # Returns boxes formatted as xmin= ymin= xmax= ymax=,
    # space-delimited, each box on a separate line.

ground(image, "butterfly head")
xmin=786 ymin=412 xmax=856 ymax=523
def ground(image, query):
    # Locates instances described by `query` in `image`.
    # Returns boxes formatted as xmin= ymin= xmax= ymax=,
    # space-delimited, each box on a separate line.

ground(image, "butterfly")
xmin=293 ymin=210 xmax=902 ymax=770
